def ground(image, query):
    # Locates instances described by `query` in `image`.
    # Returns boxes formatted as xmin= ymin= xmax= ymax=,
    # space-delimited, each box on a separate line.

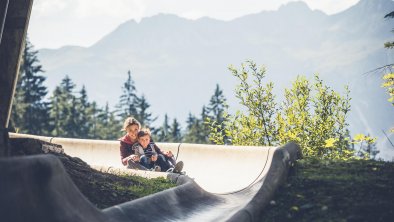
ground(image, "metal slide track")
xmin=2 ymin=133 xmax=300 ymax=221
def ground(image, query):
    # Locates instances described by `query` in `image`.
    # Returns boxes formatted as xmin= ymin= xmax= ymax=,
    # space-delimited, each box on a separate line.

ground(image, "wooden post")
xmin=0 ymin=0 xmax=33 ymax=156
xmin=0 ymin=0 xmax=9 ymax=43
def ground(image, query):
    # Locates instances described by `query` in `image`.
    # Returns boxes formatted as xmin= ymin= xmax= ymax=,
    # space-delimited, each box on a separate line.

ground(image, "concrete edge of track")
xmin=92 ymin=165 xmax=191 ymax=187
xmin=92 ymin=165 xmax=170 ymax=179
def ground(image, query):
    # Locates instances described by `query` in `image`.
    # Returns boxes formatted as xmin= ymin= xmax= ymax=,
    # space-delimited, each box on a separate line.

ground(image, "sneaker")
xmin=153 ymin=165 xmax=161 ymax=172
xmin=173 ymin=161 xmax=184 ymax=173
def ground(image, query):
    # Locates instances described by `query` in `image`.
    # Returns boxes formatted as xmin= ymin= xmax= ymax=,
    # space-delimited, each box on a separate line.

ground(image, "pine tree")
xmin=206 ymin=84 xmax=228 ymax=124
xmin=88 ymin=101 xmax=100 ymax=139
xmin=94 ymin=103 xmax=122 ymax=140
xmin=183 ymin=113 xmax=207 ymax=144
xmin=10 ymin=82 xmax=28 ymax=133
xmin=199 ymin=106 xmax=212 ymax=143
xmin=117 ymin=70 xmax=139 ymax=120
xmin=384 ymin=11 xmax=394 ymax=49
xmin=10 ymin=39 xmax=50 ymax=135
xmin=66 ymin=96 xmax=80 ymax=138
xmin=49 ymin=87 xmax=62 ymax=136
xmin=76 ymin=85 xmax=91 ymax=138
xmin=49 ymin=75 xmax=77 ymax=137
xmin=169 ymin=118 xmax=182 ymax=142
xmin=362 ymin=136 xmax=379 ymax=160
xmin=156 ymin=114 xmax=171 ymax=142
xmin=206 ymin=84 xmax=228 ymax=143
xmin=183 ymin=113 xmax=197 ymax=143
xmin=135 ymin=95 xmax=156 ymax=128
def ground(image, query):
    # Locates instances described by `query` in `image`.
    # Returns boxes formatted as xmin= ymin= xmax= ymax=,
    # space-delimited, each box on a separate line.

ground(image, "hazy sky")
xmin=28 ymin=0 xmax=360 ymax=49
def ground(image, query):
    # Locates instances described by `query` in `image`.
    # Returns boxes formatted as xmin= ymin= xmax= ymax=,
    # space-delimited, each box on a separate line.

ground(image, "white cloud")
xmin=74 ymin=0 xmax=146 ymax=19
xmin=32 ymin=0 xmax=68 ymax=17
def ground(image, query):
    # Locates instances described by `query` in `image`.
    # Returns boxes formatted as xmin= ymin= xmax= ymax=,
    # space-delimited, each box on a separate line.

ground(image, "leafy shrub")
xmin=209 ymin=60 xmax=366 ymax=160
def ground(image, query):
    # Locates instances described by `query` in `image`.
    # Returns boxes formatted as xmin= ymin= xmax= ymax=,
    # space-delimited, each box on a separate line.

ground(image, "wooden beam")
xmin=0 ymin=0 xmax=9 ymax=44
xmin=0 ymin=0 xmax=33 ymax=156
xmin=0 ymin=0 xmax=9 ymax=157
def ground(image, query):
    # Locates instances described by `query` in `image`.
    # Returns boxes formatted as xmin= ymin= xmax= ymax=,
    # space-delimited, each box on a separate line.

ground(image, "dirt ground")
xmin=260 ymin=157 xmax=394 ymax=222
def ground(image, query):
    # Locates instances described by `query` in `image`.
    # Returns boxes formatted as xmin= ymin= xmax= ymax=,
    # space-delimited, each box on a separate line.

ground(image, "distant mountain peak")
xmin=278 ymin=1 xmax=311 ymax=12
xmin=358 ymin=0 xmax=393 ymax=5
xmin=340 ymin=0 xmax=394 ymax=16
xmin=351 ymin=0 xmax=394 ymax=10
xmin=140 ymin=13 xmax=185 ymax=22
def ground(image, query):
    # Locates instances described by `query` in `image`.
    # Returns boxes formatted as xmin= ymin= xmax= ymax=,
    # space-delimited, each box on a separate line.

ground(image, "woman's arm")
xmin=120 ymin=142 xmax=132 ymax=165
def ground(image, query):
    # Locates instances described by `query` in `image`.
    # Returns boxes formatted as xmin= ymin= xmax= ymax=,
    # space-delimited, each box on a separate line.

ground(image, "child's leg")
xmin=165 ymin=156 xmax=176 ymax=167
xmin=127 ymin=159 xmax=147 ymax=170
xmin=155 ymin=154 xmax=171 ymax=172
xmin=140 ymin=155 xmax=154 ymax=169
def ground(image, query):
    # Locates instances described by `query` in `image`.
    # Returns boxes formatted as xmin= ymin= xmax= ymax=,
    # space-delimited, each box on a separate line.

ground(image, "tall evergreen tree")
xmin=183 ymin=113 xmax=207 ymax=144
xmin=49 ymin=86 xmax=62 ymax=136
xmin=94 ymin=103 xmax=122 ymax=140
xmin=200 ymin=105 xmax=211 ymax=143
xmin=75 ymin=85 xmax=91 ymax=138
xmin=205 ymin=84 xmax=228 ymax=143
xmin=66 ymin=96 xmax=80 ymax=138
xmin=117 ymin=70 xmax=139 ymax=120
xmin=88 ymin=101 xmax=100 ymax=139
xmin=169 ymin=118 xmax=182 ymax=142
xmin=384 ymin=11 xmax=394 ymax=49
xmin=49 ymin=75 xmax=77 ymax=137
xmin=135 ymin=95 xmax=156 ymax=128
xmin=184 ymin=113 xmax=198 ymax=143
xmin=11 ymin=39 xmax=50 ymax=135
xmin=360 ymin=134 xmax=379 ymax=160
xmin=206 ymin=84 xmax=228 ymax=124
xmin=10 ymin=82 xmax=28 ymax=133
xmin=156 ymin=114 xmax=171 ymax=142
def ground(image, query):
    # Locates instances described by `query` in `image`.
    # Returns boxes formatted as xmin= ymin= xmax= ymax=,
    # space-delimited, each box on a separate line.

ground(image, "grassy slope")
xmin=55 ymin=152 xmax=176 ymax=209
xmin=261 ymin=158 xmax=394 ymax=222
xmin=9 ymin=137 xmax=176 ymax=209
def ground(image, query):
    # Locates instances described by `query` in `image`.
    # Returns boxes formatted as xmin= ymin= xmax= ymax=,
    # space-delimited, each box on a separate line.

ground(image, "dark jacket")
xmin=119 ymin=134 xmax=136 ymax=165
xmin=132 ymin=142 xmax=165 ymax=158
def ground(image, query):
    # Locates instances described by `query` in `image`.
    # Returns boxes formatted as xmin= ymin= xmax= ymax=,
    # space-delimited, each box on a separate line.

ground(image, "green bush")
xmin=209 ymin=60 xmax=368 ymax=160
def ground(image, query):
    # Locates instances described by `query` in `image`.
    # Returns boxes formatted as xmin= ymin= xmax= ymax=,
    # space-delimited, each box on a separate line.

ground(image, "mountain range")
xmin=37 ymin=0 xmax=394 ymax=159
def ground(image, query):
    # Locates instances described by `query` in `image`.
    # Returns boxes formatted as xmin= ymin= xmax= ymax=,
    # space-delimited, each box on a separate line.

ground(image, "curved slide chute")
xmin=4 ymin=133 xmax=300 ymax=221
xmin=10 ymin=133 xmax=275 ymax=193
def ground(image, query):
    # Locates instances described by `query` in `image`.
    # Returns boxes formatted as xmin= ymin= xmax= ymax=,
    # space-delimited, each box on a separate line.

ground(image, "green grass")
xmin=112 ymin=175 xmax=176 ymax=198
xmin=80 ymin=174 xmax=176 ymax=209
xmin=55 ymin=153 xmax=177 ymax=209
xmin=260 ymin=158 xmax=394 ymax=222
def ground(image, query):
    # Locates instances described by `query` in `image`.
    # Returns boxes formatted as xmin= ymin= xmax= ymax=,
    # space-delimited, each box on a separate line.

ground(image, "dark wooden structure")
xmin=0 ymin=0 xmax=33 ymax=156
